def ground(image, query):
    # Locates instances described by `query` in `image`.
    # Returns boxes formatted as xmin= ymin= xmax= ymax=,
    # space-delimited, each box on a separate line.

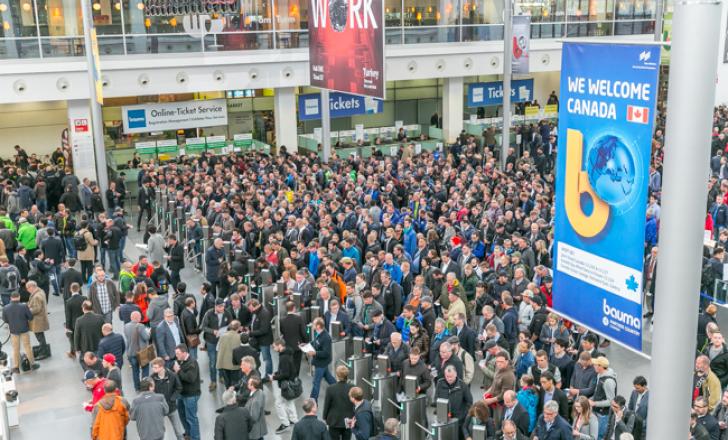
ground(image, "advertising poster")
xmin=553 ymin=42 xmax=660 ymax=351
xmin=307 ymin=0 xmax=385 ymax=98
xmin=298 ymin=92 xmax=383 ymax=120
xmin=512 ymin=15 xmax=530 ymax=74
xmin=122 ymin=99 xmax=228 ymax=134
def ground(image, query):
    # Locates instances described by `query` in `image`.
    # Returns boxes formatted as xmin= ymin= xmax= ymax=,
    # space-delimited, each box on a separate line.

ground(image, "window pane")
xmin=403 ymin=0 xmax=459 ymax=26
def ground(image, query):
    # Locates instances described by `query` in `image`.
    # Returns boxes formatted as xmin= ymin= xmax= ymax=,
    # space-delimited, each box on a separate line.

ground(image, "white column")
xmin=274 ymin=87 xmax=298 ymax=153
xmin=442 ymin=77 xmax=464 ymax=144
xmin=67 ymin=99 xmax=99 ymax=183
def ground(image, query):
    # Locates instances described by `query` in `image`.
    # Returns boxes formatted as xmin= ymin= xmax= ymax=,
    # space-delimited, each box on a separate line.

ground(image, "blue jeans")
xmin=0 ymin=295 xmax=9 ymax=306
xmin=106 ymin=249 xmax=120 ymax=277
xmin=50 ymin=265 xmax=61 ymax=295
xmin=261 ymin=344 xmax=273 ymax=376
xmin=37 ymin=199 xmax=47 ymax=213
xmin=177 ymin=395 xmax=200 ymax=440
xmin=63 ymin=236 xmax=76 ymax=259
xmin=207 ymin=342 xmax=218 ymax=383
xmin=310 ymin=365 xmax=335 ymax=401
xmin=128 ymin=355 xmax=149 ymax=391
xmin=597 ymin=413 xmax=608 ymax=439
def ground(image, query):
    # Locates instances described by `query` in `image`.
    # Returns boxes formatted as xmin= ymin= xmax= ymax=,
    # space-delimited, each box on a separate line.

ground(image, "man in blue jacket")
xmin=205 ymin=238 xmax=225 ymax=298
xmin=531 ymin=400 xmax=571 ymax=439
xmin=155 ymin=309 xmax=184 ymax=369
xmin=348 ymin=386 xmax=375 ymax=440
xmin=307 ymin=317 xmax=334 ymax=402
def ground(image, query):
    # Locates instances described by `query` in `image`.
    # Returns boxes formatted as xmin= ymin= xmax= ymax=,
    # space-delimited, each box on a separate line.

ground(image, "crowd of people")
xmin=0 ymin=102 xmax=722 ymax=440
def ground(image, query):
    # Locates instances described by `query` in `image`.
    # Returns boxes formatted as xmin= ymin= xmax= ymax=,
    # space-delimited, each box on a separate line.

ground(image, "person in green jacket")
xmin=16 ymin=218 xmax=37 ymax=252
xmin=0 ymin=210 xmax=15 ymax=232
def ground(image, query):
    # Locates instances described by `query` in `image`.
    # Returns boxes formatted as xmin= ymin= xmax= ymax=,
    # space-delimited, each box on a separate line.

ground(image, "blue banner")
xmin=298 ymin=92 xmax=384 ymax=120
xmin=553 ymin=42 xmax=660 ymax=351
xmin=467 ymin=79 xmax=534 ymax=107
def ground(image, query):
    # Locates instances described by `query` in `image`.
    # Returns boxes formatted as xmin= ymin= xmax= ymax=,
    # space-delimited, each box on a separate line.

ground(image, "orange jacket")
xmin=331 ymin=272 xmax=347 ymax=303
xmin=91 ymin=395 xmax=129 ymax=440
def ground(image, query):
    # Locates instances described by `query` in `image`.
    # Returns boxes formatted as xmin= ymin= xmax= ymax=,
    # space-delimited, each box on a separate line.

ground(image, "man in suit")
xmin=308 ymin=317 xmax=335 ymax=402
xmin=324 ymin=299 xmax=351 ymax=338
xmin=291 ymin=269 xmax=314 ymax=307
xmin=628 ymin=376 xmax=649 ymax=438
xmin=712 ymin=194 xmax=728 ymax=240
xmin=165 ymin=234 xmax=185 ymax=291
xmin=642 ymin=246 xmax=658 ymax=318
xmin=64 ymin=282 xmax=85 ymax=358
xmin=453 ymin=313 xmax=476 ymax=358
xmin=440 ymin=254 xmax=461 ymax=281
xmin=155 ymin=309 xmax=185 ymax=369
xmin=500 ymin=419 xmax=529 ymax=440
xmin=225 ymin=293 xmax=250 ymax=328
xmin=247 ymin=298 xmax=273 ymax=380
xmin=323 ymin=365 xmax=355 ymax=440
xmin=537 ymin=371 xmax=570 ymax=420
xmin=73 ymin=300 xmax=105 ymax=365
xmin=279 ymin=301 xmax=308 ymax=374
xmin=502 ymin=390 xmax=530 ymax=436
xmin=200 ymin=299 xmax=232 ymax=388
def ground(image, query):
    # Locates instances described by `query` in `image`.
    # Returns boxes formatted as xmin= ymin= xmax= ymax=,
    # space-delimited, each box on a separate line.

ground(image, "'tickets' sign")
xmin=308 ymin=0 xmax=385 ymax=99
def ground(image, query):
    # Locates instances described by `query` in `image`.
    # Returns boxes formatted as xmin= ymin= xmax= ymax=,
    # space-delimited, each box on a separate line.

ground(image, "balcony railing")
xmin=0 ymin=19 xmax=654 ymax=59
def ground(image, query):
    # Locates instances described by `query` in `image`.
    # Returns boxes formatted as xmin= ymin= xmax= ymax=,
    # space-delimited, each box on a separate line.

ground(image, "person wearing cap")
xmin=590 ymin=356 xmax=618 ymax=438
xmin=103 ymin=353 xmax=123 ymax=391
xmin=83 ymin=369 xmax=108 ymax=412
xmin=448 ymin=335 xmax=474 ymax=385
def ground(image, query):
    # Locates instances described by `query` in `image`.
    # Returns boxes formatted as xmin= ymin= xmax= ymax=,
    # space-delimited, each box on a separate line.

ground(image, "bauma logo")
xmin=127 ymin=109 xmax=147 ymax=129
xmin=602 ymin=298 xmax=641 ymax=330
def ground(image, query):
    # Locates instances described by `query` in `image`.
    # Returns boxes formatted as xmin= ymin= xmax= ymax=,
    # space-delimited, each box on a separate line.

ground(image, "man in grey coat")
xmin=244 ymin=375 xmax=268 ymax=440
xmin=131 ymin=378 xmax=169 ymax=440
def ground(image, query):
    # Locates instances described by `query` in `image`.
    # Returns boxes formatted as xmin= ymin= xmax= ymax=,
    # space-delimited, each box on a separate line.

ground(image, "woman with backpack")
xmin=76 ymin=221 xmax=98 ymax=283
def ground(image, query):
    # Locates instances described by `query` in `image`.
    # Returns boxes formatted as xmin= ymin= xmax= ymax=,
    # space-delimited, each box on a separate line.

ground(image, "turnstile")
xmin=401 ymin=375 xmax=428 ymax=440
xmin=348 ymin=337 xmax=373 ymax=400
xmin=372 ymin=355 xmax=399 ymax=424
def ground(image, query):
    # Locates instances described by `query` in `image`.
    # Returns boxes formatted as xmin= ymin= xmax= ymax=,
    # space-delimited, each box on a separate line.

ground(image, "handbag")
xmin=279 ymin=377 xmax=303 ymax=400
xmin=134 ymin=324 xmax=156 ymax=368
xmin=185 ymin=333 xmax=201 ymax=348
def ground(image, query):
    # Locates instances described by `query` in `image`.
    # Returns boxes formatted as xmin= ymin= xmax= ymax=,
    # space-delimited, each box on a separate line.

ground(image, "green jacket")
xmin=0 ymin=216 xmax=15 ymax=233
xmin=17 ymin=223 xmax=37 ymax=251
xmin=119 ymin=270 xmax=135 ymax=294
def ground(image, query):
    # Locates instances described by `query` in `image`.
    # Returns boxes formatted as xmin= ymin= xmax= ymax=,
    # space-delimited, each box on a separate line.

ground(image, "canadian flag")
xmin=627 ymin=105 xmax=649 ymax=124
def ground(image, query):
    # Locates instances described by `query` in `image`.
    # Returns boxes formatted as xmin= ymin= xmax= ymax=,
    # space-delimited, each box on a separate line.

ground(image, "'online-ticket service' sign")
xmin=553 ymin=42 xmax=659 ymax=351
xmin=308 ymin=0 xmax=385 ymax=99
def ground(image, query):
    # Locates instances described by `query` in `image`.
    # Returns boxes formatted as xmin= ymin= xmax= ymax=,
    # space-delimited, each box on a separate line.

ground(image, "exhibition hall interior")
xmin=0 ymin=0 xmax=727 ymax=438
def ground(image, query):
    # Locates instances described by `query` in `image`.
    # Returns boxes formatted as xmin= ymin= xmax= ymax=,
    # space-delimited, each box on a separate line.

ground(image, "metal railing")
xmin=0 ymin=19 xmax=655 ymax=60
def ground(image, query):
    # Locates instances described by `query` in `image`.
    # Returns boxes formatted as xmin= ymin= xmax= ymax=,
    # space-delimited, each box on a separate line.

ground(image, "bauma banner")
xmin=553 ymin=42 xmax=660 ymax=351
xmin=307 ymin=0 xmax=385 ymax=99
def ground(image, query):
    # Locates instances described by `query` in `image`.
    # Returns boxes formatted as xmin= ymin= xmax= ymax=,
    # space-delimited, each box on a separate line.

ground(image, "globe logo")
xmin=328 ymin=0 xmax=348 ymax=32
xmin=586 ymin=135 xmax=636 ymax=206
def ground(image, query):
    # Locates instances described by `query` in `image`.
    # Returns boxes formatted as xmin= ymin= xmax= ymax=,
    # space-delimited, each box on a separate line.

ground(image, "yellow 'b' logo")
xmin=564 ymin=129 xmax=610 ymax=238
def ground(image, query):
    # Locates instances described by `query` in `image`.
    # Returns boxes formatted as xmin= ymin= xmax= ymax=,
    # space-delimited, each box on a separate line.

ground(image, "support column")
xmin=442 ymin=77 xmax=464 ymax=144
xmin=321 ymin=89 xmax=331 ymax=162
xmin=274 ymin=87 xmax=298 ymax=153
xmin=501 ymin=0 xmax=513 ymax=169
xmin=646 ymin=1 xmax=721 ymax=440
xmin=67 ymin=100 xmax=99 ymax=184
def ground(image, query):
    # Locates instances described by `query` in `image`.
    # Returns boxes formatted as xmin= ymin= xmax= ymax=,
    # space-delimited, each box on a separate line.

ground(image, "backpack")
xmin=74 ymin=230 xmax=88 ymax=251
xmin=0 ymin=266 xmax=19 ymax=292
xmin=157 ymin=275 xmax=170 ymax=294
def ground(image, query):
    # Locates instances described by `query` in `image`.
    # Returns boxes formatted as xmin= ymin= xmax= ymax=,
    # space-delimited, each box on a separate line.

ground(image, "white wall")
xmin=531 ymin=71 xmax=561 ymax=105
xmin=0 ymin=101 xmax=69 ymax=157
xmin=715 ymin=0 xmax=728 ymax=105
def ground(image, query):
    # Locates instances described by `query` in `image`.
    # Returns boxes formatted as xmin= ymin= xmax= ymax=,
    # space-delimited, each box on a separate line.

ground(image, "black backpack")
xmin=74 ymin=230 xmax=88 ymax=251
xmin=0 ymin=266 xmax=19 ymax=292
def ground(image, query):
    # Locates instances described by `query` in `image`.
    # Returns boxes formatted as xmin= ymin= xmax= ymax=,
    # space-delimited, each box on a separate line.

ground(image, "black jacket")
xmin=64 ymin=293 xmax=85 ymax=332
xmin=181 ymin=308 xmax=201 ymax=338
xmin=151 ymin=369 xmax=182 ymax=412
xmin=435 ymin=378 xmax=473 ymax=423
xmin=537 ymin=387 xmax=570 ymax=419
xmin=40 ymin=236 xmax=64 ymax=264
xmin=280 ymin=313 xmax=308 ymax=349
xmin=503 ymin=402 xmax=531 ymax=436
xmin=291 ymin=415 xmax=331 ymax=440
xmin=399 ymin=359 xmax=432 ymax=394
xmin=455 ymin=325 xmax=477 ymax=358
xmin=272 ymin=347 xmax=296 ymax=382
xmin=214 ymin=405 xmax=252 ymax=440
xmin=201 ymin=309 xmax=233 ymax=345
xmin=226 ymin=305 xmax=251 ymax=328
xmin=323 ymin=381 xmax=354 ymax=428
xmin=73 ymin=311 xmax=105 ymax=353
xmin=311 ymin=329 xmax=332 ymax=368
xmin=249 ymin=306 xmax=273 ymax=347
xmin=177 ymin=356 xmax=201 ymax=397
xmin=167 ymin=243 xmax=185 ymax=272
xmin=233 ymin=344 xmax=261 ymax=369
xmin=60 ymin=268 xmax=83 ymax=300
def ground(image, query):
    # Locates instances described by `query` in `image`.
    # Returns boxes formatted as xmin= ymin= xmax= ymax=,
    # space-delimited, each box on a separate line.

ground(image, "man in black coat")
xmin=233 ymin=333 xmax=261 ymax=369
xmin=308 ymin=317 xmax=334 ymax=402
xmin=59 ymin=259 xmax=83 ymax=301
xmin=453 ymin=313 xmax=477 ymax=358
xmin=502 ymin=390 xmax=530 ymax=436
xmin=271 ymin=339 xmax=299 ymax=433
xmin=165 ymin=234 xmax=185 ymax=292
xmin=537 ymin=371 xmax=570 ymax=420
xmin=279 ymin=301 xmax=308 ymax=374
xmin=150 ymin=357 xmax=186 ymax=440
xmin=137 ymin=182 xmax=154 ymax=232
xmin=64 ymin=282 xmax=85 ymax=358
xmin=205 ymin=238 xmax=225 ymax=297
xmin=435 ymin=366 xmax=472 ymax=437
xmin=3 ymin=291 xmax=39 ymax=372
xmin=247 ymin=299 xmax=273 ymax=379
xmin=323 ymin=365 xmax=354 ymax=440
xmin=73 ymin=300 xmax=105 ymax=361
xmin=215 ymin=388 xmax=252 ymax=440
xmin=292 ymin=399 xmax=330 ymax=440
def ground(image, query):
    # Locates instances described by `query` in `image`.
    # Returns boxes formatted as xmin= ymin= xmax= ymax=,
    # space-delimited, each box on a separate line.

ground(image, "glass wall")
xmin=0 ymin=0 xmax=657 ymax=59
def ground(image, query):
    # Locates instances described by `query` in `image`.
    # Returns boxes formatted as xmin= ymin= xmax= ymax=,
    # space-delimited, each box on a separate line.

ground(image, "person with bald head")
xmin=502 ymin=389 xmax=530 ymax=436
xmin=205 ymin=237 xmax=225 ymax=298
xmin=124 ymin=310 xmax=151 ymax=392
xmin=97 ymin=322 xmax=126 ymax=369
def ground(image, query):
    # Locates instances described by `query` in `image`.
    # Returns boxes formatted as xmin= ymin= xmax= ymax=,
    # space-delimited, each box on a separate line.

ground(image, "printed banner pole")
xmin=500 ymin=0 xmax=513 ymax=170
xmin=552 ymin=42 xmax=661 ymax=351
xmin=646 ymin=2 xmax=721 ymax=440
xmin=321 ymin=89 xmax=332 ymax=163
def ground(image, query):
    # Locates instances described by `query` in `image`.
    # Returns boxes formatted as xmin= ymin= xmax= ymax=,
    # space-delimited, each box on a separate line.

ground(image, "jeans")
xmin=310 ymin=365 xmax=335 ymax=401
xmin=261 ymin=344 xmax=273 ymax=377
xmin=81 ymin=260 xmax=93 ymax=282
xmin=597 ymin=413 xmax=608 ymax=439
xmin=0 ymin=295 xmax=9 ymax=306
xmin=37 ymin=199 xmax=47 ymax=213
xmin=177 ymin=395 xmax=200 ymax=440
xmin=102 ymin=311 xmax=113 ymax=324
xmin=63 ymin=236 xmax=76 ymax=259
xmin=106 ymin=249 xmax=120 ymax=277
xmin=207 ymin=342 xmax=218 ymax=383
xmin=49 ymin=265 xmax=61 ymax=295
xmin=128 ymin=355 xmax=149 ymax=391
